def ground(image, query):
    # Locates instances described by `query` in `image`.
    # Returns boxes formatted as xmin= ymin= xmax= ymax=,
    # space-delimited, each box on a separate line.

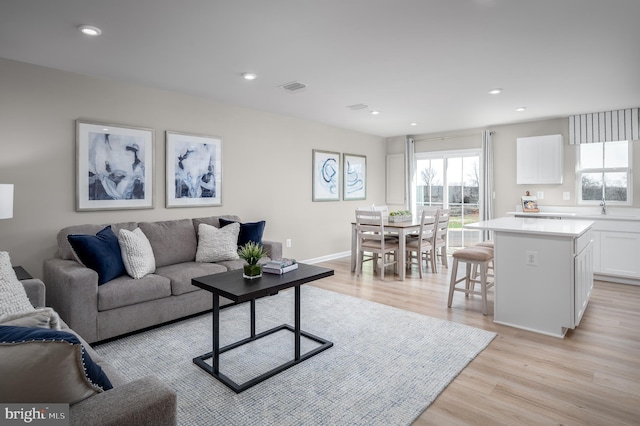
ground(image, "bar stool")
xmin=473 ymin=241 xmax=494 ymax=279
xmin=447 ymin=246 xmax=494 ymax=315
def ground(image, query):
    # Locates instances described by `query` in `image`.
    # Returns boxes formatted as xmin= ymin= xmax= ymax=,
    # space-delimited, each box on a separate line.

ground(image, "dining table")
xmin=351 ymin=216 xmax=432 ymax=281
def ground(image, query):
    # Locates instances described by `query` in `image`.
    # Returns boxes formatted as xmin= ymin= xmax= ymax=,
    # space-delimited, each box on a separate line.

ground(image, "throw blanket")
xmin=0 ymin=308 xmax=62 ymax=330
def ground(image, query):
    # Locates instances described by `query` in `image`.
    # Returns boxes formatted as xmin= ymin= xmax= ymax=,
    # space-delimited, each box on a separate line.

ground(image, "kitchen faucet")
xmin=600 ymin=197 xmax=606 ymax=215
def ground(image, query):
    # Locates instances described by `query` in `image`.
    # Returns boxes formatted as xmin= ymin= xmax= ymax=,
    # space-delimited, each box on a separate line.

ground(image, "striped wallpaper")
xmin=569 ymin=108 xmax=639 ymax=144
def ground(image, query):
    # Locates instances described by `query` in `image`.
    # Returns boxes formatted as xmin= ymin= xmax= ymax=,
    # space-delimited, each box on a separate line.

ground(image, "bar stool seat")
xmin=447 ymin=246 xmax=495 ymax=315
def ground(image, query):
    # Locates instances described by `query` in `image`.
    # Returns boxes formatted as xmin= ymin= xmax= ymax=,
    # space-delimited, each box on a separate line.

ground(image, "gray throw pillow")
xmin=196 ymin=222 xmax=240 ymax=263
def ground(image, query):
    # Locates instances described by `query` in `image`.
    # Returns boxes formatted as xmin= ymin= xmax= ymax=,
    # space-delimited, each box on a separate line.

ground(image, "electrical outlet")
xmin=563 ymin=192 xmax=571 ymax=201
xmin=537 ymin=191 xmax=544 ymax=200
xmin=526 ymin=250 xmax=538 ymax=266
xmin=286 ymin=239 xmax=292 ymax=248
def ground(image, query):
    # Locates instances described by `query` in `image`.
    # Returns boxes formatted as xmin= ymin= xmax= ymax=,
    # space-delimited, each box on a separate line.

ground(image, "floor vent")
xmin=280 ymin=81 xmax=307 ymax=92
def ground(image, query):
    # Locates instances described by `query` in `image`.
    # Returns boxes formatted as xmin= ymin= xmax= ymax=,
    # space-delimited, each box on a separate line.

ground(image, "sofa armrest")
xmin=21 ymin=278 xmax=46 ymax=308
xmin=262 ymin=240 xmax=283 ymax=261
xmin=70 ymin=376 xmax=177 ymax=426
xmin=43 ymin=258 xmax=100 ymax=343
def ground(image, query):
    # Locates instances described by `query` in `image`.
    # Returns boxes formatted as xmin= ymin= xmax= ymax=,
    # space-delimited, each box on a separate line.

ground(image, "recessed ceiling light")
xmin=371 ymin=110 xmax=380 ymax=115
xmin=410 ymin=122 xmax=417 ymax=126
xmin=79 ymin=25 xmax=102 ymax=36
xmin=515 ymin=107 xmax=527 ymax=112
xmin=488 ymin=88 xmax=502 ymax=95
xmin=242 ymin=73 xmax=257 ymax=81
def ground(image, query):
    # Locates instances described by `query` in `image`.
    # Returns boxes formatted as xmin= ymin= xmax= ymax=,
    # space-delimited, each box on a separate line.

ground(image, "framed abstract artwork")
xmin=76 ymin=120 xmax=154 ymax=211
xmin=165 ymin=131 xmax=222 ymax=207
xmin=312 ymin=149 xmax=340 ymax=201
xmin=343 ymin=153 xmax=366 ymax=200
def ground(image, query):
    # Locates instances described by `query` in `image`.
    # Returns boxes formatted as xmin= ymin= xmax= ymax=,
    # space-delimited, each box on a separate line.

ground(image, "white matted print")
xmin=166 ymin=131 xmax=222 ymax=207
xmin=76 ymin=120 xmax=154 ymax=211
xmin=343 ymin=153 xmax=366 ymax=200
xmin=312 ymin=149 xmax=340 ymax=201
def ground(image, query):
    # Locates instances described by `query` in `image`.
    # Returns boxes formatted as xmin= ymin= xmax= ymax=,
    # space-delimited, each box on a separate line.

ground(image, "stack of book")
xmin=263 ymin=258 xmax=298 ymax=274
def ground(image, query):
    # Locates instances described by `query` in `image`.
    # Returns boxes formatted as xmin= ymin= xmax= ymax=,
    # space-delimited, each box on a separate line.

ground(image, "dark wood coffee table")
xmin=191 ymin=263 xmax=334 ymax=393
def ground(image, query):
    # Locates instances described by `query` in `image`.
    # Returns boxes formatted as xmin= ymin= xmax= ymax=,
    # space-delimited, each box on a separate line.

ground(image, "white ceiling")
xmin=1 ymin=0 xmax=639 ymax=138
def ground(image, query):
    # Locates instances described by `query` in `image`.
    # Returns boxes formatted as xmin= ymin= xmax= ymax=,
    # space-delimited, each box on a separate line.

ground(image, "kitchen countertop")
xmin=465 ymin=216 xmax=593 ymax=237
xmin=507 ymin=211 xmax=640 ymax=222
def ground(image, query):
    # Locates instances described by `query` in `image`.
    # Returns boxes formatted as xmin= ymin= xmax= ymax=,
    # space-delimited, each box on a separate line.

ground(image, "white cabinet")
xmin=574 ymin=235 xmax=593 ymax=326
xmin=517 ymin=134 xmax=564 ymax=184
xmin=591 ymin=219 xmax=640 ymax=282
xmin=386 ymin=154 xmax=405 ymax=205
xmin=468 ymin=217 xmax=593 ymax=337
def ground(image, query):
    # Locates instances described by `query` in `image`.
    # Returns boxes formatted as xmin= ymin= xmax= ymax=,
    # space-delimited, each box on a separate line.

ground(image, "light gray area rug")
xmin=95 ymin=286 xmax=496 ymax=425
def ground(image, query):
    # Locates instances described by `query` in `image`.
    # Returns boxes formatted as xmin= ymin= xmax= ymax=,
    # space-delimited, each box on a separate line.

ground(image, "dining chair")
xmin=355 ymin=209 xmax=399 ymax=280
xmin=357 ymin=205 xmax=398 ymax=242
xmin=405 ymin=210 xmax=438 ymax=277
xmin=434 ymin=208 xmax=450 ymax=268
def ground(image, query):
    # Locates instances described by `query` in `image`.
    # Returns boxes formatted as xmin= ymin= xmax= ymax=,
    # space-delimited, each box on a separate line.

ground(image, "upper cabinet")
xmin=516 ymin=134 xmax=564 ymax=184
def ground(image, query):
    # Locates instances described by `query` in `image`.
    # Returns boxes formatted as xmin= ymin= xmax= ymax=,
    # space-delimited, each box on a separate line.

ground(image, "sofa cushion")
xmin=67 ymin=226 xmax=126 ymax=285
xmin=97 ymin=274 xmax=171 ymax=311
xmin=0 ymin=325 xmax=112 ymax=403
xmin=155 ymin=262 xmax=228 ymax=296
xmin=58 ymin=222 xmax=138 ymax=260
xmin=214 ymin=259 xmax=246 ymax=271
xmin=0 ymin=252 xmax=35 ymax=318
xmin=118 ymin=228 xmax=156 ymax=279
xmin=139 ymin=219 xmax=197 ymax=267
xmin=195 ymin=223 xmax=240 ymax=263
xmin=192 ymin=215 xmax=242 ymax=231
xmin=219 ymin=218 xmax=266 ymax=246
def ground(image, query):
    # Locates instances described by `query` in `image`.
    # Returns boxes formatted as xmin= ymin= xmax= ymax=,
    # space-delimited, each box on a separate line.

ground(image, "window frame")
xmin=576 ymin=140 xmax=633 ymax=205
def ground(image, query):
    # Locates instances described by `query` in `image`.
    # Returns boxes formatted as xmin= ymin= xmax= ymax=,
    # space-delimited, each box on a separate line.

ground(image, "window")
xmin=415 ymin=150 xmax=481 ymax=248
xmin=577 ymin=140 xmax=632 ymax=204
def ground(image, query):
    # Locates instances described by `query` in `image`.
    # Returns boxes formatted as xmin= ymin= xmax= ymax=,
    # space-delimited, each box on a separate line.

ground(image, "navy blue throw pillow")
xmin=67 ymin=226 xmax=125 ymax=285
xmin=219 ymin=219 xmax=266 ymax=246
xmin=0 ymin=325 xmax=113 ymax=392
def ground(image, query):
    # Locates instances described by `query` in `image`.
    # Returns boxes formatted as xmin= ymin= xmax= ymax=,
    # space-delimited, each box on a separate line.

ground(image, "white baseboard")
xmin=301 ymin=251 xmax=350 ymax=265
xmin=594 ymin=273 xmax=640 ymax=286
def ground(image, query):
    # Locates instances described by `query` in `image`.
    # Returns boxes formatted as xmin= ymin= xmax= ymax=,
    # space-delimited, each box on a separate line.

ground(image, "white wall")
xmin=398 ymin=118 xmax=640 ymax=218
xmin=0 ymin=58 xmax=385 ymax=277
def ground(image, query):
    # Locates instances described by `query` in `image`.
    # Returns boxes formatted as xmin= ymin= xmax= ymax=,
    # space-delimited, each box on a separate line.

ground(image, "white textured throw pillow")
xmin=0 ymin=251 xmax=35 ymax=318
xmin=196 ymin=222 xmax=240 ymax=263
xmin=118 ymin=228 xmax=156 ymax=279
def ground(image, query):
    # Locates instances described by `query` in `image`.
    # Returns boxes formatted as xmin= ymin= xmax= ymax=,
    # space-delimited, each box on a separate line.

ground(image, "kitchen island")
xmin=465 ymin=217 xmax=594 ymax=338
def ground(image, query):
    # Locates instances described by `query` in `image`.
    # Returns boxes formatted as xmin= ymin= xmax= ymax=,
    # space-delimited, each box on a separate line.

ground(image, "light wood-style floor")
xmin=311 ymin=256 xmax=640 ymax=425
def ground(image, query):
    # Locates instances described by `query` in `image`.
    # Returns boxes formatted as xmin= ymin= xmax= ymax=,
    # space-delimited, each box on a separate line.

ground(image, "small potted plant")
xmin=238 ymin=241 xmax=268 ymax=279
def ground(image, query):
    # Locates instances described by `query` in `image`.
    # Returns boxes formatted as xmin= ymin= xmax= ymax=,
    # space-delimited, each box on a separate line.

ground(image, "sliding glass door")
xmin=415 ymin=150 xmax=481 ymax=249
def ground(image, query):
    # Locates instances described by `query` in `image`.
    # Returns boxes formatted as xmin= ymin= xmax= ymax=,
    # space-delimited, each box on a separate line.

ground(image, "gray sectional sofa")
xmin=2 ymin=278 xmax=177 ymax=426
xmin=43 ymin=215 xmax=282 ymax=343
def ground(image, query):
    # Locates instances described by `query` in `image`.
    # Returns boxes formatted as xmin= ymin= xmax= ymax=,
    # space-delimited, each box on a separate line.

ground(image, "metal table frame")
xmin=192 ymin=264 xmax=334 ymax=393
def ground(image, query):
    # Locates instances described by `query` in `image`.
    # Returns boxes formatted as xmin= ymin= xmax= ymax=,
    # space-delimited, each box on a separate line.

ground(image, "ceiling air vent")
xmin=280 ymin=81 xmax=307 ymax=92
xmin=347 ymin=104 xmax=369 ymax=111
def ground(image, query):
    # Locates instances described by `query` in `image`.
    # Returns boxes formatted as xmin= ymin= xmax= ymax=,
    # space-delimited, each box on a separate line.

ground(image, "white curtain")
xmin=569 ymin=108 xmax=639 ymax=144
xmin=405 ymin=137 xmax=415 ymax=213
xmin=480 ymin=130 xmax=494 ymax=240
